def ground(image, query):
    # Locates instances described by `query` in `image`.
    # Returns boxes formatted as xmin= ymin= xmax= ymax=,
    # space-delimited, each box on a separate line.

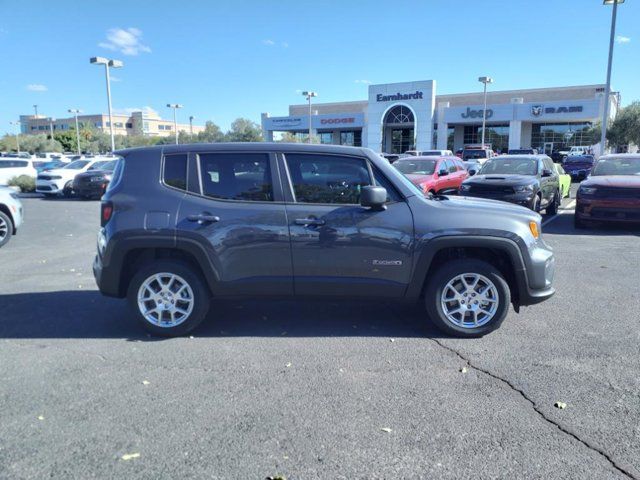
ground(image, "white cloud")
xmin=26 ymin=84 xmax=48 ymax=92
xmin=110 ymin=75 xmax=122 ymax=82
xmin=262 ymin=39 xmax=275 ymax=46
xmin=615 ymin=35 xmax=631 ymax=44
xmin=354 ymin=79 xmax=372 ymax=85
xmin=113 ymin=106 xmax=158 ymax=116
xmin=99 ymin=27 xmax=151 ymax=56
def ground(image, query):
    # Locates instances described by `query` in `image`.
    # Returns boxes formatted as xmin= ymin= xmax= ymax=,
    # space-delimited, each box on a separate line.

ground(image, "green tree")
xmin=608 ymin=101 xmax=640 ymax=147
xmin=277 ymin=132 xmax=302 ymax=143
xmin=197 ymin=121 xmax=225 ymax=143
xmin=225 ymin=118 xmax=262 ymax=142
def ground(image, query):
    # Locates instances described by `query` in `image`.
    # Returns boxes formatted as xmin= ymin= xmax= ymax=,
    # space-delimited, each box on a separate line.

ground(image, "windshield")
xmin=479 ymin=158 xmax=538 ymax=175
xmin=419 ymin=151 xmax=441 ymax=156
xmin=463 ymin=150 xmax=488 ymax=160
xmin=394 ymin=159 xmax=437 ymax=175
xmin=89 ymin=160 xmax=117 ymax=171
xmin=565 ymin=155 xmax=594 ymax=164
xmin=64 ymin=160 xmax=90 ymax=170
xmin=591 ymin=157 xmax=640 ymax=176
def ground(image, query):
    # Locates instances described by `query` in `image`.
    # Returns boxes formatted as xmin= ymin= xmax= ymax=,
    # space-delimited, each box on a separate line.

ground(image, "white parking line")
xmin=542 ymin=200 xmax=576 ymax=227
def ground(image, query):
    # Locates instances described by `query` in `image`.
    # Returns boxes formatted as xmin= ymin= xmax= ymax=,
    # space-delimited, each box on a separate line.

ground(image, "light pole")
xmin=90 ymin=56 xmax=123 ymax=152
xmin=302 ymin=91 xmax=317 ymax=143
xmin=166 ymin=104 xmax=183 ymax=144
xmin=478 ymin=77 xmax=493 ymax=148
xmin=189 ymin=115 xmax=195 ymax=138
xmin=9 ymin=121 xmax=20 ymax=153
xmin=601 ymin=0 xmax=624 ymax=155
xmin=33 ymin=105 xmax=38 ymax=118
xmin=49 ymin=117 xmax=55 ymax=139
xmin=68 ymin=109 xmax=83 ymax=154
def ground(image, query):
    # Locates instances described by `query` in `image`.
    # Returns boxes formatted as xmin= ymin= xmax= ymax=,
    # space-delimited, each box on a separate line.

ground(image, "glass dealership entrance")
xmin=382 ymin=105 xmax=415 ymax=154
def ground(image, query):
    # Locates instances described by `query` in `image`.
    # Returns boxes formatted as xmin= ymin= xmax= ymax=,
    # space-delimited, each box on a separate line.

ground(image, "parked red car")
xmin=393 ymin=155 xmax=468 ymax=195
xmin=575 ymin=154 xmax=640 ymax=228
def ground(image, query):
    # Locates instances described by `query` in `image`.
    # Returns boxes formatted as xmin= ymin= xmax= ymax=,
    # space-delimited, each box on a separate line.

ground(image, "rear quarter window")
xmin=163 ymin=154 xmax=188 ymax=191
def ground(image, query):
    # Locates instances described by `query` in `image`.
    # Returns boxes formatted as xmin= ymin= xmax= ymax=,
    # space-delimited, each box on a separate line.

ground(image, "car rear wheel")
xmin=127 ymin=260 xmax=211 ymax=336
xmin=63 ymin=181 xmax=74 ymax=198
xmin=425 ymin=259 xmax=510 ymax=338
xmin=0 ymin=211 xmax=12 ymax=248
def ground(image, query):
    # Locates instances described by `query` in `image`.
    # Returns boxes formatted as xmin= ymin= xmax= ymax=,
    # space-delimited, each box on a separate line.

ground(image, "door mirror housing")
xmin=468 ymin=169 xmax=477 ymax=176
xmin=438 ymin=169 xmax=448 ymax=176
xmin=360 ymin=186 xmax=387 ymax=211
xmin=542 ymin=169 xmax=553 ymax=177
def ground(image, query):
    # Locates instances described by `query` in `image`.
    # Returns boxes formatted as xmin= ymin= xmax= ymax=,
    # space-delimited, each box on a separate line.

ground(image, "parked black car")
xmin=73 ymin=160 xmax=117 ymax=199
xmin=94 ymin=144 xmax=555 ymax=338
xmin=460 ymin=155 xmax=561 ymax=213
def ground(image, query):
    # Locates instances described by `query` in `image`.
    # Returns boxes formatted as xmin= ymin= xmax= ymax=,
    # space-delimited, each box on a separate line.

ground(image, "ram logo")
xmin=531 ymin=105 xmax=544 ymax=117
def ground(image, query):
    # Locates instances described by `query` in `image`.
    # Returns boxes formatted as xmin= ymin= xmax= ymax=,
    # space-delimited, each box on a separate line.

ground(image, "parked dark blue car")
xmin=563 ymin=155 xmax=595 ymax=181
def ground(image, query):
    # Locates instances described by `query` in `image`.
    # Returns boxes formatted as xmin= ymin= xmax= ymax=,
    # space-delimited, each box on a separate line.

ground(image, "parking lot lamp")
xmin=478 ymin=77 xmax=493 ymax=148
xmin=166 ymin=104 xmax=183 ymax=144
xmin=33 ymin=105 xmax=38 ymax=118
xmin=302 ymin=91 xmax=317 ymax=144
xmin=9 ymin=121 xmax=20 ymax=153
xmin=49 ymin=117 xmax=55 ymax=139
xmin=90 ymin=57 xmax=123 ymax=152
xmin=189 ymin=115 xmax=195 ymax=137
xmin=68 ymin=109 xmax=83 ymax=154
xmin=601 ymin=0 xmax=624 ymax=155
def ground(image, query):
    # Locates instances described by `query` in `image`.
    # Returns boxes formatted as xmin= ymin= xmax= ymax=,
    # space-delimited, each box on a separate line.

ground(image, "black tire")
xmin=0 ymin=210 xmax=13 ymax=248
xmin=574 ymin=214 xmax=586 ymax=229
xmin=127 ymin=259 xmax=211 ymax=337
xmin=63 ymin=181 xmax=74 ymax=198
xmin=545 ymin=190 xmax=560 ymax=216
xmin=425 ymin=259 xmax=511 ymax=338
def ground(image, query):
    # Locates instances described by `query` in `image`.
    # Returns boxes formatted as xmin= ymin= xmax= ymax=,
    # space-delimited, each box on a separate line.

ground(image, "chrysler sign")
xmin=376 ymin=91 xmax=423 ymax=102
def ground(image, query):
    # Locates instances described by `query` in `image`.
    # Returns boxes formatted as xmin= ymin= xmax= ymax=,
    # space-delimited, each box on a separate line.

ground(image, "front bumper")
xmin=464 ymin=191 xmax=535 ymax=209
xmin=576 ymin=197 xmax=640 ymax=223
xmin=518 ymin=241 xmax=555 ymax=306
xmin=36 ymin=179 xmax=65 ymax=194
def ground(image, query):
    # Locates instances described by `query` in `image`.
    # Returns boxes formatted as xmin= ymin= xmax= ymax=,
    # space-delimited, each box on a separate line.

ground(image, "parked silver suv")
xmin=0 ymin=186 xmax=24 ymax=248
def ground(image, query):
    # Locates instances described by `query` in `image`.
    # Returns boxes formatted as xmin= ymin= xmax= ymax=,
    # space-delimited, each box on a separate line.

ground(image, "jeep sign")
xmin=461 ymin=107 xmax=494 ymax=119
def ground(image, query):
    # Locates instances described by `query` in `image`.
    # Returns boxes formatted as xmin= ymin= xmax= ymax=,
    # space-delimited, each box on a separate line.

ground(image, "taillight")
xmin=101 ymin=201 xmax=113 ymax=226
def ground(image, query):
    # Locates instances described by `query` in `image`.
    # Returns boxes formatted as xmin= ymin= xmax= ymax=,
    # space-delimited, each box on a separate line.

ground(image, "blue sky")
xmin=0 ymin=0 xmax=638 ymax=134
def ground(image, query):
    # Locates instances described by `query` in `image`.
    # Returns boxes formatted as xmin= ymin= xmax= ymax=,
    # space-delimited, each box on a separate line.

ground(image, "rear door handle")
xmin=187 ymin=214 xmax=220 ymax=224
xmin=295 ymin=218 xmax=325 ymax=226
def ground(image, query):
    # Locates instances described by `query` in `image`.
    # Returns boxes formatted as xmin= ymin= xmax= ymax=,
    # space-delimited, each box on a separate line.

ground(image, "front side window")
xmin=285 ymin=154 xmax=371 ymax=204
xmin=198 ymin=153 xmax=273 ymax=202
xmin=64 ymin=160 xmax=90 ymax=170
xmin=163 ymin=154 xmax=188 ymax=190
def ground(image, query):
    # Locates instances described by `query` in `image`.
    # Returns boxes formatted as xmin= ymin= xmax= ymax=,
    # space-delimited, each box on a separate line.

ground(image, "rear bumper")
xmin=576 ymin=198 xmax=640 ymax=223
xmin=74 ymin=182 xmax=107 ymax=198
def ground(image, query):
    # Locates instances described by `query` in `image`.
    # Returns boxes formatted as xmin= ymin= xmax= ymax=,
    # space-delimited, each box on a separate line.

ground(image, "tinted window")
xmin=479 ymin=158 xmax=538 ymax=175
xmin=163 ymin=154 xmax=188 ymax=190
xmin=0 ymin=160 xmax=28 ymax=168
xmin=64 ymin=160 xmax=90 ymax=170
xmin=394 ymin=159 xmax=436 ymax=175
xmin=372 ymin=166 xmax=401 ymax=203
xmin=285 ymin=154 xmax=371 ymax=204
xmin=592 ymin=156 xmax=640 ymax=176
xmin=199 ymin=153 xmax=272 ymax=201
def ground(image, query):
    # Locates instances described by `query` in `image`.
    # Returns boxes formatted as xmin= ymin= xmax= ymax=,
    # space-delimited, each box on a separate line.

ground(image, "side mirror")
xmin=438 ymin=169 xmax=448 ymax=176
xmin=542 ymin=169 xmax=553 ymax=177
xmin=360 ymin=185 xmax=387 ymax=211
xmin=469 ymin=169 xmax=477 ymax=176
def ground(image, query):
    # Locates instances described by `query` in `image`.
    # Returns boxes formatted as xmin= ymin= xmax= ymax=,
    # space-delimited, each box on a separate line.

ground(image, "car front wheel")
xmin=127 ymin=260 xmax=211 ymax=336
xmin=0 ymin=211 xmax=12 ymax=248
xmin=546 ymin=190 xmax=560 ymax=215
xmin=425 ymin=259 xmax=511 ymax=338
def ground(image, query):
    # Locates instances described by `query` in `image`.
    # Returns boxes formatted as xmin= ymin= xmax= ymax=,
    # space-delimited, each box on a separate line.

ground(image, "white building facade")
xmin=262 ymin=81 xmax=619 ymax=156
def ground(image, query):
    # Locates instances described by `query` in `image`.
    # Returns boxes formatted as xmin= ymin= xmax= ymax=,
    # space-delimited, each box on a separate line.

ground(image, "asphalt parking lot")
xmin=1 ymin=190 xmax=639 ymax=480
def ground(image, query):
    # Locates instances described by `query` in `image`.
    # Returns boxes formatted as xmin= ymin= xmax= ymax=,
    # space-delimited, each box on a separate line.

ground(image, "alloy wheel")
xmin=137 ymin=273 xmax=195 ymax=328
xmin=440 ymin=273 xmax=499 ymax=328
xmin=0 ymin=216 xmax=8 ymax=242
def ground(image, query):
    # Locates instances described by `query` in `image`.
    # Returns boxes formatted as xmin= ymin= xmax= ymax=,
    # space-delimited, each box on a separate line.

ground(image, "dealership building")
xmin=261 ymin=81 xmax=620 ymax=155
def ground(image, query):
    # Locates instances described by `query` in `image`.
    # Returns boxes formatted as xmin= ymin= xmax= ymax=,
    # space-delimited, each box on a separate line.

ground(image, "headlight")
xmin=579 ymin=186 xmax=597 ymax=195
xmin=460 ymin=184 xmax=471 ymax=191
xmin=514 ymin=184 xmax=535 ymax=193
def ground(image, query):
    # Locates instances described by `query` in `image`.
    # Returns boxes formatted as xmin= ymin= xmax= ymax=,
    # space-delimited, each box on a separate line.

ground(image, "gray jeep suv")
xmin=93 ymin=143 xmax=555 ymax=338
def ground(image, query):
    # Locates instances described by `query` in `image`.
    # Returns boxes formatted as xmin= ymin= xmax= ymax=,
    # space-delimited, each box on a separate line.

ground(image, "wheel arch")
xmin=0 ymin=204 xmax=15 ymax=234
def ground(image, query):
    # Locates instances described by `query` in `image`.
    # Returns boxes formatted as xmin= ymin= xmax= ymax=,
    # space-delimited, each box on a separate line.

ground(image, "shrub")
xmin=8 ymin=175 xmax=36 ymax=193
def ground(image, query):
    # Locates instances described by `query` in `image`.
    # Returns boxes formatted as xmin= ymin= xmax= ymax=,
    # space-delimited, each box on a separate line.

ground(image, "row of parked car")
xmin=388 ymin=150 xmax=640 ymax=228
xmin=0 ymin=152 xmax=117 ymax=199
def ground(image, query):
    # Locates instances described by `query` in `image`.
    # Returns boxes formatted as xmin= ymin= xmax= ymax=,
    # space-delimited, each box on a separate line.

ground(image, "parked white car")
xmin=0 ymin=158 xmax=39 ymax=185
xmin=35 ymin=158 xmax=114 ymax=197
xmin=0 ymin=186 xmax=24 ymax=248
xmin=405 ymin=149 xmax=454 ymax=156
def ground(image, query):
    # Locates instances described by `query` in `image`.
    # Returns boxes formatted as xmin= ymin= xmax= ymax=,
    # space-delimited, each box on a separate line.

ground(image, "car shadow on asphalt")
xmin=542 ymin=212 xmax=640 ymax=237
xmin=0 ymin=290 xmax=444 ymax=340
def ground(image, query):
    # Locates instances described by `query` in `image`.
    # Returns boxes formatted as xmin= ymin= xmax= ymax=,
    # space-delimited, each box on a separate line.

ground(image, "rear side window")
xmin=198 ymin=153 xmax=273 ymax=202
xmin=285 ymin=154 xmax=371 ymax=204
xmin=163 ymin=154 xmax=188 ymax=191
xmin=106 ymin=158 xmax=125 ymax=192
xmin=447 ymin=159 xmax=457 ymax=173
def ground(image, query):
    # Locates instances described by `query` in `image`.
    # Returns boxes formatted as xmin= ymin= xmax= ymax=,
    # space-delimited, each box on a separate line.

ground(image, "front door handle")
xmin=295 ymin=218 xmax=325 ymax=226
xmin=187 ymin=213 xmax=220 ymax=224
